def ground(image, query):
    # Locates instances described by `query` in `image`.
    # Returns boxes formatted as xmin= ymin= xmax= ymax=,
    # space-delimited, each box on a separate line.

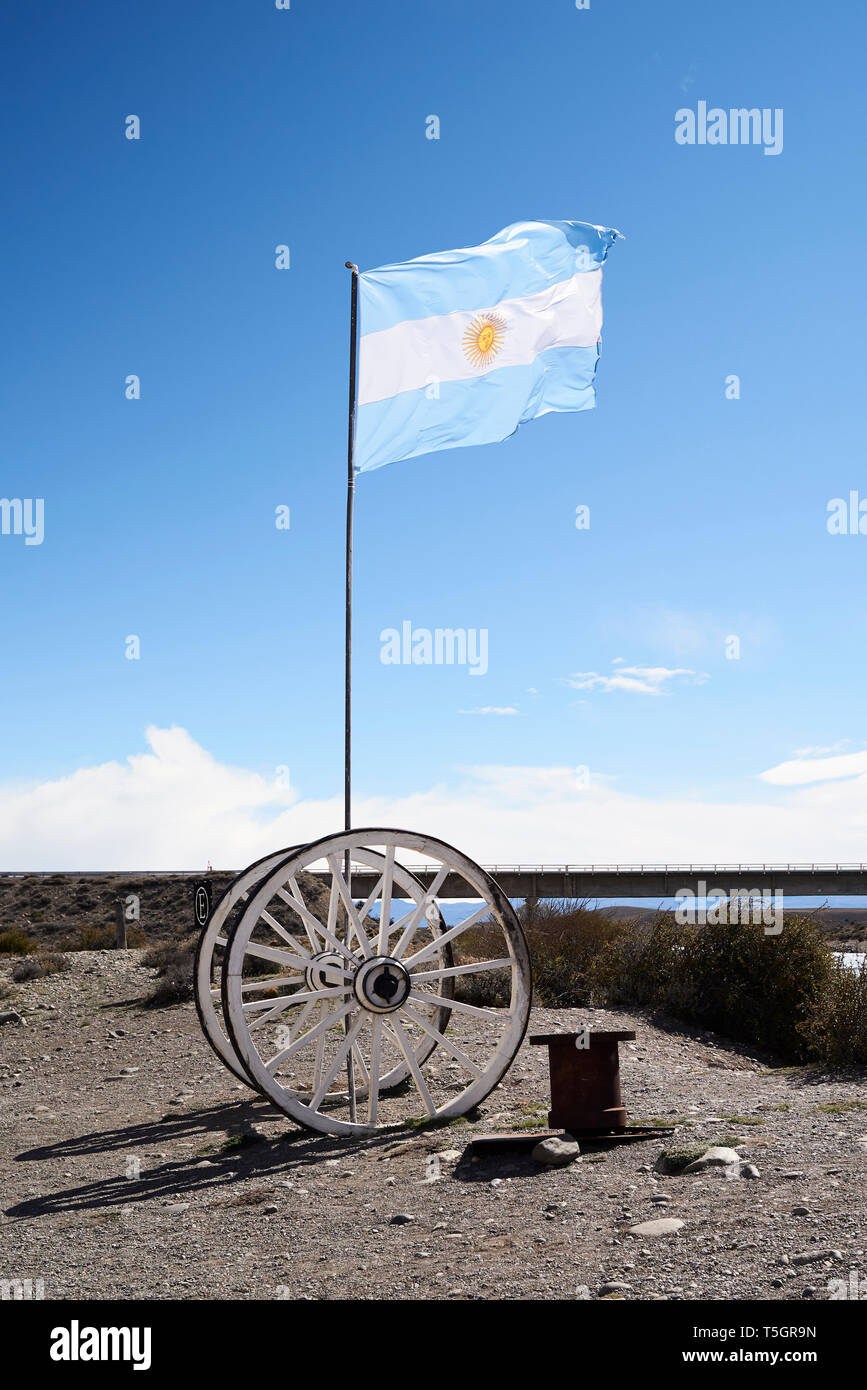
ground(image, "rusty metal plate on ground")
xmin=465 ymin=1125 xmax=675 ymax=1157
xmin=464 ymin=1130 xmax=562 ymax=1155
xmin=572 ymin=1125 xmax=677 ymax=1144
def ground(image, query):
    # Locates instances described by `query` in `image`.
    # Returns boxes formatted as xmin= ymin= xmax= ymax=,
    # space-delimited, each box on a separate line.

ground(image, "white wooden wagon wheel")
xmin=193 ymin=846 xmax=303 ymax=1089
xmin=221 ymin=828 xmax=533 ymax=1137
xmin=195 ymin=842 xmax=456 ymax=1095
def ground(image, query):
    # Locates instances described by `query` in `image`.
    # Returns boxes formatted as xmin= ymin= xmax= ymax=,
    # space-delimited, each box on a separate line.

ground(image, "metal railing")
xmin=3 ymin=863 xmax=867 ymax=877
xmin=410 ymin=863 xmax=867 ymax=875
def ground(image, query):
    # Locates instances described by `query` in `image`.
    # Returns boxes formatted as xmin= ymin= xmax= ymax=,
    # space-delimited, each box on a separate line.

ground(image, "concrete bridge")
xmin=5 ymin=864 xmax=866 ymax=901
xmin=312 ymin=864 xmax=867 ymax=900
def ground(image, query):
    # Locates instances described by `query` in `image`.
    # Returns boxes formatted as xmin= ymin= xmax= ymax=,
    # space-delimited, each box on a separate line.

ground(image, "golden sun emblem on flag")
xmin=462 ymin=312 xmax=507 ymax=368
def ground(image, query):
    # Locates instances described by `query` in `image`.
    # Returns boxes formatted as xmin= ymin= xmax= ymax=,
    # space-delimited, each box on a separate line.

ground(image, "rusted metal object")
xmin=464 ymin=1124 xmax=674 ymax=1158
xmin=529 ymin=1029 xmax=636 ymax=1134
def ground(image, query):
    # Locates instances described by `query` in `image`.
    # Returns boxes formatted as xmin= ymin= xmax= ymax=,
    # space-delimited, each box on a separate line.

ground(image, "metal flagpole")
xmin=344 ymin=262 xmax=359 ymax=840
xmin=344 ymin=260 xmax=359 ymax=1122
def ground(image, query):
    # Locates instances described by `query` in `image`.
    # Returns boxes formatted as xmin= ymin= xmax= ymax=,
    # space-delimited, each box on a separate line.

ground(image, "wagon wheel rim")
xmin=193 ymin=846 xmax=304 ymax=1089
xmin=196 ymin=843 xmax=454 ymax=1093
xmin=222 ymin=828 xmax=532 ymax=1137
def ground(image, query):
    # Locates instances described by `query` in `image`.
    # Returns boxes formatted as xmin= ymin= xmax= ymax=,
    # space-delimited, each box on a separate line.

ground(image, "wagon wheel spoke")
xmin=326 ymin=854 xmax=374 ymax=959
xmin=276 ymin=877 xmax=323 ymax=953
xmin=386 ymin=1017 xmax=437 ymax=1117
xmin=367 ymin=1017 xmax=383 ymax=1126
xmin=408 ymin=990 xmax=502 ymax=1023
xmin=246 ymin=984 xmax=350 ymax=1031
xmin=276 ymin=881 xmax=356 ymax=964
xmin=265 ymin=999 xmax=355 ymax=1072
xmin=391 ymin=865 xmax=449 ymax=957
xmin=271 ymin=998 xmax=317 ymax=1066
xmin=401 ymin=904 xmax=491 ymax=967
xmin=400 ymin=1003 xmax=485 ymax=1078
xmin=411 ymin=957 xmax=511 ymax=983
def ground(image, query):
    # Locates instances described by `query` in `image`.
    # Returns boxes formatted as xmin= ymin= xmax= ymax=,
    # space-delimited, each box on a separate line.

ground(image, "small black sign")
xmin=193 ymin=880 xmax=212 ymax=929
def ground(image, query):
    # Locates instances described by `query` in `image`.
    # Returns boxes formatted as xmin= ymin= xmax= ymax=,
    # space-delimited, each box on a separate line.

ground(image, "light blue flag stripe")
xmin=356 ymin=343 xmax=601 ymax=475
xmin=360 ymin=220 xmax=619 ymax=335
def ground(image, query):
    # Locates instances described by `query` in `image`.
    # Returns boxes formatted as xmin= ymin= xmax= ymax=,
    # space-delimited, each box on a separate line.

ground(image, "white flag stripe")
xmin=358 ymin=269 xmax=603 ymax=407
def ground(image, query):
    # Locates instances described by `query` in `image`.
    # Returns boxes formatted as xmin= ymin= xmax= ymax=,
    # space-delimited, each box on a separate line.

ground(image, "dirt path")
xmin=1 ymin=950 xmax=865 ymax=1301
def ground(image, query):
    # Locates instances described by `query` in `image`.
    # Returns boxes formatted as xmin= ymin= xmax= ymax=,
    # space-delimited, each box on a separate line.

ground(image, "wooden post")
xmin=115 ymin=898 xmax=127 ymax=949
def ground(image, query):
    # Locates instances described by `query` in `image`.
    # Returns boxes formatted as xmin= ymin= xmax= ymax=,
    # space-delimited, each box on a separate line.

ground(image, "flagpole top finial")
xmin=345 ymin=261 xmax=358 ymax=272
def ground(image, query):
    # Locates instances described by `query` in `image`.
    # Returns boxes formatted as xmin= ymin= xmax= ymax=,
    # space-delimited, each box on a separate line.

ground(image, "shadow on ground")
xmin=4 ymin=1100 xmax=472 ymax=1219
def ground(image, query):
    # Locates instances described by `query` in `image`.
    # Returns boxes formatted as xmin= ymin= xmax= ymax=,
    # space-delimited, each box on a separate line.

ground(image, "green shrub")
xmin=590 ymin=917 xmax=689 ymax=1010
xmin=593 ymin=914 xmax=835 ymax=1062
xmin=799 ymin=958 xmax=867 ymax=1067
xmin=0 ymin=929 xmax=35 ymax=956
xmin=528 ymin=903 xmax=628 ymax=1007
xmin=456 ymin=900 xmax=629 ymax=1009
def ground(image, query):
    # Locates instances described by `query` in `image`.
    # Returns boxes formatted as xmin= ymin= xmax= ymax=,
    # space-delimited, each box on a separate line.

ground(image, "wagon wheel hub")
xmin=353 ymin=956 xmax=411 ymax=1014
xmin=305 ymin=951 xmax=348 ymax=993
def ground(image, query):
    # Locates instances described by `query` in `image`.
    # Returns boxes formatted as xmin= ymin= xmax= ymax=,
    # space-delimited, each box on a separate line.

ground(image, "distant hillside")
xmin=0 ymin=871 xmax=331 ymax=947
xmin=590 ymin=902 xmax=867 ymax=948
xmin=1 ymin=874 xmax=865 ymax=951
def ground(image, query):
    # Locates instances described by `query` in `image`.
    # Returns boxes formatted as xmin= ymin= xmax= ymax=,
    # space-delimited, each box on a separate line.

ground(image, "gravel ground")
xmin=1 ymin=949 xmax=866 ymax=1302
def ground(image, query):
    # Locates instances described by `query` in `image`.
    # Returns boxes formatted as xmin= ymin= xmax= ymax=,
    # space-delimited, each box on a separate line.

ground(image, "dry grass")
xmin=142 ymin=938 xmax=197 ymax=1008
xmin=0 ymin=929 xmax=34 ymax=956
xmin=11 ymin=951 xmax=70 ymax=982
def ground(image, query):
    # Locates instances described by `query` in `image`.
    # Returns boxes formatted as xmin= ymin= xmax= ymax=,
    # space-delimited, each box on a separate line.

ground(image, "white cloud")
xmin=566 ymin=664 xmax=704 ymax=696
xmin=457 ymin=706 xmax=518 ymax=716
xmin=4 ymin=725 xmax=867 ymax=869
xmin=0 ymin=726 xmax=300 ymax=871
xmin=759 ymin=750 xmax=867 ymax=787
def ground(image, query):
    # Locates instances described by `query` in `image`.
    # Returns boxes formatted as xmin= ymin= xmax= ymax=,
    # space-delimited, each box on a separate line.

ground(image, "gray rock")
xmin=599 ymin=1281 xmax=633 ymax=1295
xmin=0 ymin=1010 xmax=24 ymax=1026
xmin=532 ymin=1135 xmax=581 ymax=1167
xmin=389 ymin=1213 xmax=415 ymax=1225
xmin=682 ymin=1146 xmax=741 ymax=1174
xmin=740 ymin=1163 xmax=761 ymax=1179
xmin=791 ymin=1205 xmax=811 ymax=1216
xmin=790 ymin=1249 xmax=840 ymax=1266
xmin=627 ymin=1217 xmax=685 ymax=1237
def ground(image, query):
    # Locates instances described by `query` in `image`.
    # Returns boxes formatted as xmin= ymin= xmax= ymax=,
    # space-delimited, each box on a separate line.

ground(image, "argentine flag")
xmin=355 ymin=219 xmax=620 ymax=474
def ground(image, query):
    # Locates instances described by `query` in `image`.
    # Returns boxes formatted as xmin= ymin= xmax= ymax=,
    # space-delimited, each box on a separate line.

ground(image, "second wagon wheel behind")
xmin=193 ymin=845 xmax=304 ymax=1090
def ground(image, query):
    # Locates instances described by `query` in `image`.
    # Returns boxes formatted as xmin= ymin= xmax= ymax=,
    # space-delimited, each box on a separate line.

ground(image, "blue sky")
xmin=3 ymin=0 xmax=867 ymax=870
